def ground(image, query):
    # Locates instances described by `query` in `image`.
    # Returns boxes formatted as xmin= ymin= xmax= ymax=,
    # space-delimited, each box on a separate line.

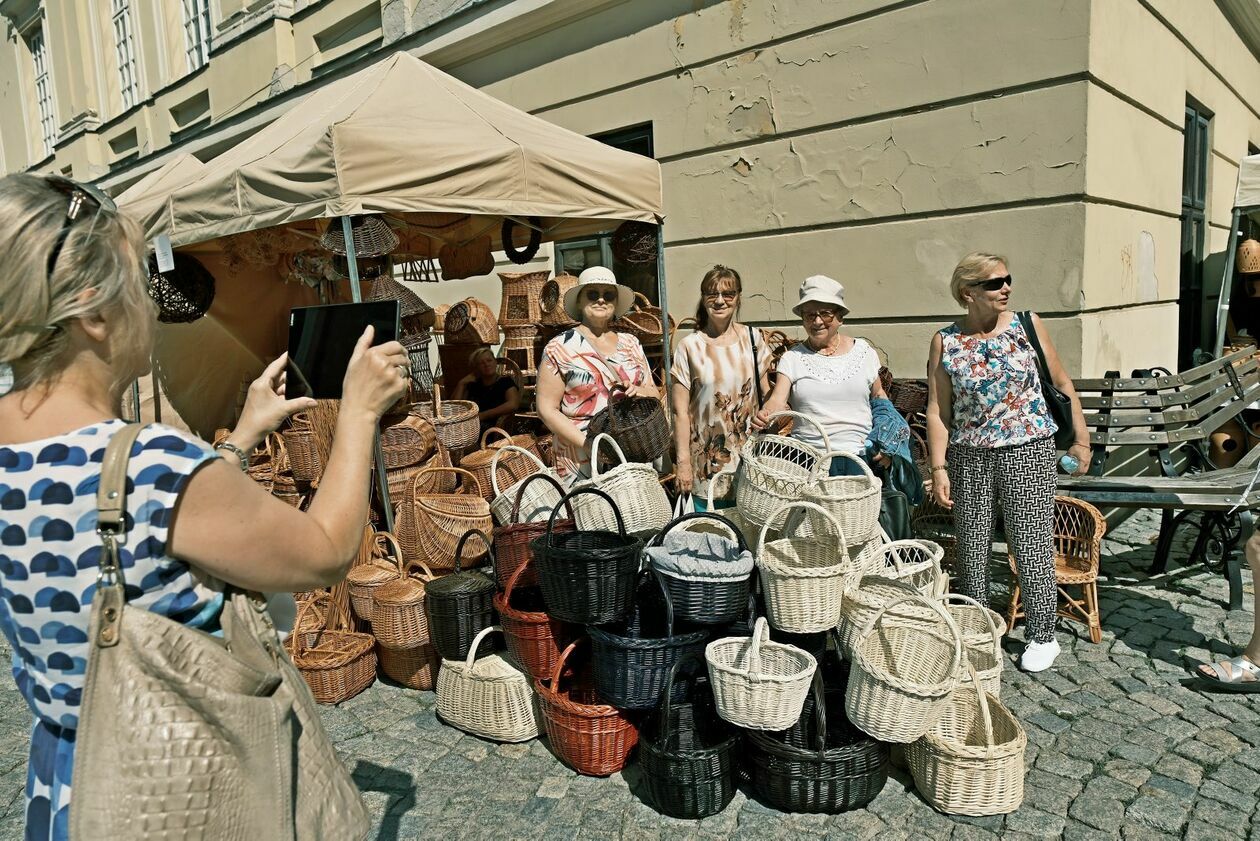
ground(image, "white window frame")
xmin=182 ymin=0 xmax=212 ymax=72
xmin=112 ymin=0 xmax=140 ymax=109
xmin=29 ymin=25 xmax=56 ymax=157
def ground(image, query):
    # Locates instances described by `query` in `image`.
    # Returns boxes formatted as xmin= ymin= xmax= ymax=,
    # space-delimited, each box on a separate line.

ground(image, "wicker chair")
xmin=1006 ymin=496 xmax=1106 ymax=644
xmin=911 ymin=494 xmax=957 ymax=573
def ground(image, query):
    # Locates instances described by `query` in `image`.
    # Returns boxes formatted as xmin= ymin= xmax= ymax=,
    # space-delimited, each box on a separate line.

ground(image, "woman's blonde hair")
xmin=468 ymin=346 xmax=496 ymax=368
xmin=0 ymin=174 xmax=154 ymax=393
xmin=949 ymin=251 xmax=1008 ymax=308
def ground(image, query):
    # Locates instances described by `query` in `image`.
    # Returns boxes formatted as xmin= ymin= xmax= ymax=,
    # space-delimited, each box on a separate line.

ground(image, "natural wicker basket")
xmin=705 ymin=617 xmax=817 ymax=731
xmin=735 ymin=411 xmax=830 ymax=534
xmin=489 ymin=445 xmax=559 ymax=526
xmin=461 ymin=430 xmax=538 ymax=503
xmin=539 ymin=274 xmax=579 ymax=327
xmin=282 ymin=412 xmax=322 ymax=484
xmin=346 ymin=531 xmax=405 ymax=623
xmin=394 ymin=467 xmax=493 ymax=570
xmin=380 ymin=410 xmax=437 ymax=470
xmin=445 ymin=297 xmax=499 ymax=345
xmin=387 ymin=440 xmax=453 ymax=500
xmin=414 ymin=386 xmax=480 ymax=455
xmin=286 ymin=593 xmax=377 ymax=704
xmin=369 ymin=560 xmax=439 ymax=649
xmin=756 ymin=502 xmax=857 ymax=634
xmin=498 ymin=270 xmax=550 ymax=327
xmin=436 ymin=626 xmax=540 ymax=742
xmin=378 ymin=643 xmax=441 ymax=691
xmin=799 ymin=451 xmax=882 ymax=545
xmin=572 ymin=434 xmax=671 ymax=539
xmin=501 ymin=324 xmax=541 ymax=376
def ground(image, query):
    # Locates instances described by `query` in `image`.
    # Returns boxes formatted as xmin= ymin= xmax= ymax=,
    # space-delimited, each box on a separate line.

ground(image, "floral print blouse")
xmin=938 ymin=313 xmax=1057 ymax=448
xmin=540 ymin=328 xmax=653 ymax=482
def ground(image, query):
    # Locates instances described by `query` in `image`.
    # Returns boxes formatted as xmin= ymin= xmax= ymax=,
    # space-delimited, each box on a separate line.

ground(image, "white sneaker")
xmin=1021 ymin=639 xmax=1061 ymax=673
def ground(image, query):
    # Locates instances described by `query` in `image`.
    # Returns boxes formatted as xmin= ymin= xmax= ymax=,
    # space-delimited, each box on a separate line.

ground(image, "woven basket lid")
xmin=366 ymin=273 xmax=433 ymax=320
xmin=425 ymin=568 xmax=495 ymax=597
xmin=320 ymin=215 xmax=399 ymax=257
xmin=373 ymin=574 xmax=429 ymax=606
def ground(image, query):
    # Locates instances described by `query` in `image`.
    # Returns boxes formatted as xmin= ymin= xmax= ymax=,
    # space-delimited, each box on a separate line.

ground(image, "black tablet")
xmin=286 ymin=300 xmax=400 ymax=399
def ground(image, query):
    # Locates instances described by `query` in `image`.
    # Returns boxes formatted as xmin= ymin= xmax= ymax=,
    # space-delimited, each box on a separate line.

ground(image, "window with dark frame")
xmin=1178 ymin=99 xmax=1212 ymax=369
xmin=553 ymin=124 xmax=658 ymax=304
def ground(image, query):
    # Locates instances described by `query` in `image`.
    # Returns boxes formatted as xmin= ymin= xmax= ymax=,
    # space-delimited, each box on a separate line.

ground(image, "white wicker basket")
xmin=572 ymin=434 xmax=670 ymax=538
xmin=755 ymin=501 xmax=857 ymax=633
xmin=705 ymin=617 xmax=817 ymax=731
xmin=489 ymin=445 xmax=560 ymax=525
xmin=435 ymin=626 xmax=539 ymax=743
xmin=798 ymin=450 xmax=882 ymax=544
xmin=734 ymin=411 xmax=829 ymax=533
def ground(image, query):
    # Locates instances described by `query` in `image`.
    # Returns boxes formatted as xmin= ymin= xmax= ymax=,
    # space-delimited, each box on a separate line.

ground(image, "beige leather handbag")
xmin=70 ymin=424 xmax=369 ymax=840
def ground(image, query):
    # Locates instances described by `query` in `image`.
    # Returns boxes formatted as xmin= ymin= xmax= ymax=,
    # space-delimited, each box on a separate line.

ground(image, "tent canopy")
xmin=1235 ymin=153 xmax=1260 ymax=211
xmin=134 ymin=51 xmax=663 ymax=251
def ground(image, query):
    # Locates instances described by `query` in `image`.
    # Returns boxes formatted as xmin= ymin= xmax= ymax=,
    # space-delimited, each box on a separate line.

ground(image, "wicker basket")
xmin=482 ymin=425 xmax=542 ymax=461
xmin=286 ymin=594 xmax=377 ymax=705
xmin=346 ymin=531 xmax=405 ymax=623
xmin=799 ymin=451 xmax=882 ymax=545
xmin=585 ymin=388 xmax=670 ymax=466
xmin=638 ymin=654 xmax=739 ymax=819
xmin=535 ymin=638 xmax=640 ymax=776
xmin=502 ymin=324 xmax=541 ymax=377
xmin=395 ymin=467 xmax=493 ymax=570
xmin=494 ymin=553 xmax=579 ymax=681
xmin=369 ymin=559 xmax=439 ymax=649
xmin=588 ymin=568 xmax=710 ymax=710
xmin=756 ymin=502 xmax=857 ymax=634
xmin=436 ymin=626 xmax=540 ymax=742
xmin=387 ymin=440 xmax=453 ymax=500
xmin=424 ymin=530 xmax=498 ymax=661
xmin=865 ymin=539 xmax=947 ymax=596
xmin=889 ymin=379 xmax=930 ymax=417
xmin=414 ymin=386 xmax=480 ymax=455
xmin=905 ymin=665 xmax=1027 ymax=815
xmin=735 ymin=411 xmax=829 ymax=533
xmin=283 ymin=412 xmax=322 ymax=484
xmin=705 ymin=617 xmax=817 ymax=731
xmin=498 ymin=270 xmax=550 ymax=327
xmin=573 ymin=434 xmax=671 ymax=539
xmin=490 ymin=446 xmax=560 ymax=526
xmin=462 ymin=433 xmax=538 ymax=503
xmin=445 ymin=297 xmax=499 ymax=345
xmin=380 ymin=410 xmax=437 ymax=470
xmin=835 ymin=575 xmax=922 ymax=658
xmin=493 ymin=472 xmax=572 ymax=590
xmin=539 ymin=274 xmax=579 ymax=327
xmin=378 ymin=643 xmax=441 ymax=691
xmin=645 ymin=512 xmax=753 ymax=626
xmin=845 ymin=594 xmax=963 ymax=743
xmin=1240 ymin=238 xmax=1260 ymax=274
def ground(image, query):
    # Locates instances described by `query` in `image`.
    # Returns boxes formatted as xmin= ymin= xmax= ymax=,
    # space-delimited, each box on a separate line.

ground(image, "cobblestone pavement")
xmin=0 ymin=509 xmax=1257 ymax=839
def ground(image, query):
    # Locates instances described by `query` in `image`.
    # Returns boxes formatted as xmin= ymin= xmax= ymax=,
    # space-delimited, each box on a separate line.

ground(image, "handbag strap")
xmin=748 ymin=324 xmax=764 ymax=409
xmin=93 ymin=422 xmax=145 ymax=648
xmin=1019 ymin=310 xmax=1052 ymax=381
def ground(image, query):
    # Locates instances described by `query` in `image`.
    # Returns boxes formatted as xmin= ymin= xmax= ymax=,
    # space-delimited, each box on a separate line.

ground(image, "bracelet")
xmin=930 ymin=464 xmax=948 ymax=473
xmin=214 ymin=440 xmax=250 ymax=472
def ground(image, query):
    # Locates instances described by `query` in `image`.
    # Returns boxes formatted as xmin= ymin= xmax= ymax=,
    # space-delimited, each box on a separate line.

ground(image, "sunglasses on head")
xmin=44 ymin=175 xmax=117 ymax=281
xmin=969 ymin=274 xmax=1013 ymax=292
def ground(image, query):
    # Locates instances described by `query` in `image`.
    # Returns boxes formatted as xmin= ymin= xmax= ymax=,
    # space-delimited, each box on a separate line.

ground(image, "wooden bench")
xmin=1058 ymin=345 xmax=1260 ymax=610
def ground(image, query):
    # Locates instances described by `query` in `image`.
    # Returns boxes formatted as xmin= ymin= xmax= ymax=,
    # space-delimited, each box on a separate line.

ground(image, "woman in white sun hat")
xmin=537 ymin=266 xmax=657 ymax=484
xmin=752 ymin=275 xmax=890 ymax=476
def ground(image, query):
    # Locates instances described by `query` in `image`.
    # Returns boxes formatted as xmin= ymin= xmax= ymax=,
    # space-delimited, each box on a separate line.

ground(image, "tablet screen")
xmin=286 ymin=300 xmax=400 ymax=399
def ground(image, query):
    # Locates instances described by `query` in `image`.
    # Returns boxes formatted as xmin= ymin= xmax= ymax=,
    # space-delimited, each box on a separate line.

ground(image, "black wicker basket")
xmin=747 ymin=672 xmax=889 ymax=814
xmin=638 ymin=654 xmax=738 ymax=818
xmin=148 ymin=252 xmax=215 ymax=324
xmin=588 ymin=568 xmax=709 ymax=709
xmin=647 ymin=512 xmax=752 ymax=625
xmin=530 ymin=487 xmax=643 ymax=624
xmin=585 ymin=389 xmax=669 ymax=465
xmin=424 ymin=529 xmax=497 ymax=661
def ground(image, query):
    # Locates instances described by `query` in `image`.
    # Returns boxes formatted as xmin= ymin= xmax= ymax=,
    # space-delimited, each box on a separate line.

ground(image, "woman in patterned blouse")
xmin=0 ymin=173 xmax=408 ymax=838
xmin=925 ymin=251 xmax=1089 ymax=673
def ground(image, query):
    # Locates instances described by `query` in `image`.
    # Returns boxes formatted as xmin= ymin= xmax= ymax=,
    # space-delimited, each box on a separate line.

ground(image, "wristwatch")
xmin=213 ymin=440 xmax=250 ymax=472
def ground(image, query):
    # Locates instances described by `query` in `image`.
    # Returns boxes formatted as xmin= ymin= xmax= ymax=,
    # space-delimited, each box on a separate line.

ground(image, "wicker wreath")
xmin=501 ymin=216 xmax=542 ymax=264
xmin=610 ymin=221 xmax=658 ymax=264
xmin=148 ymin=252 xmax=215 ymax=324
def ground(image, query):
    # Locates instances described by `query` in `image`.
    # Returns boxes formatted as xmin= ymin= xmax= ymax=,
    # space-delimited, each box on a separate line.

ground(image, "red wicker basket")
xmin=492 ymin=473 xmax=575 ymax=590
xmin=535 ymin=638 xmax=639 ymax=776
xmin=494 ymin=556 xmax=579 ymax=682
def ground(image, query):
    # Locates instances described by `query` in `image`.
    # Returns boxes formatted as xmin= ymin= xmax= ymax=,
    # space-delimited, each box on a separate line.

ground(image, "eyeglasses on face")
xmin=968 ymin=274 xmax=1013 ymax=292
xmin=801 ymin=309 xmax=839 ymax=324
xmin=44 ymin=175 xmax=117 ymax=281
xmin=703 ymin=290 xmax=738 ymax=302
xmin=584 ymin=287 xmax=617 ymax=303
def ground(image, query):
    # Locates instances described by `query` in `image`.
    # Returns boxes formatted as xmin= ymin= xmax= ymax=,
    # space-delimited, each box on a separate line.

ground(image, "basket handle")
xmin=452 ymin=528 xmax=493 ymax=574
xmin=290 ymin=592 xmax=327 ymax=658
xmin=502 ymin=547 xmax=534 ymax=602
xmin=633 ymin=566 xmax=677 ymax=640
xmin=966 ymin=660 xmax=997 ymax=750
xmin=825 ymin=449 xmax=876 ymax=482
xmin=432 ymin=382 xmax=443 ymax=415
xmin=759 ymin=410 xmax=833 ymax=459
xmin=549 ymin=636 xmax=584 ymax=690
xmin=859 ymin=592 xmax=963 ymax=688
xmin=491 ymin=444 xmax=546 ymax=498
xmin=547 ymin=485 xmax=626 ymax=538
xmin=940 ymin=592 xmax=1003 ymax=654
xmin=649 ymin=511 xmax=746 ymax=553
xmin=588 ymin=433 xmax=629 ymax=478
xmin=374 ymin=531 xmax=406 ymax=577
xmin=414 ymin=465 xmax=483 ymax=498
xmin=746 ymin=616 xmax=771 ymax=684
xmin=463 ymin=625 xmax=503 ymax=671
xmin=508 ymin=470 xmax=566 ymax=524
xmin=656 ymin=652 xmax=707 ymax=747
xmin=480 ymin=426 xmax=511 ymax=449
xmin=807 ymin=670 xmax=828 ymax=759
xmin=755 ymin=501 xmax=848 ymax=560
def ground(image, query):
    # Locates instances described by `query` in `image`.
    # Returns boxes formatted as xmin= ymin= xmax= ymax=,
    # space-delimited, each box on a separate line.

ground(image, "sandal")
xmin=1194 ymin=655 xmax=1260 ymax=693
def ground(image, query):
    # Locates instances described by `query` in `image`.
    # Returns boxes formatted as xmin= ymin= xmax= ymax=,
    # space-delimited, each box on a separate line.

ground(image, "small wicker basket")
xmin=436 ymin=626 xmax=540 ymax=742
xmin=705 ymin=617 xmax=817 ymax=731
xmin=286 ymin=593 xmax=377 ymax=705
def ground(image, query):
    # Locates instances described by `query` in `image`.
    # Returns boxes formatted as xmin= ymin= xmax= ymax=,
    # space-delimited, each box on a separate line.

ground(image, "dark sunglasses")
xmin=45 ymin=175 xmax=117 ymax=281
xmin=969 ymin=274 xmax=1013 ymax=292
xmin=584 ymin=287 xmax=616 ymax=302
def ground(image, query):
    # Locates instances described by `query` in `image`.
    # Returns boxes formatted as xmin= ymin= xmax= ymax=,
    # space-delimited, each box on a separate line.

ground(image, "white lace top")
xmin=775 ymin=339 xmax=881 ymax=455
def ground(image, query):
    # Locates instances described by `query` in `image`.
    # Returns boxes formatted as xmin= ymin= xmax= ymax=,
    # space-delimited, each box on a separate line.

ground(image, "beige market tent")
xmin=1214 ymin=153 xmax=1260 ymax=355
xmin=120 ymin=50 xmax=664 ymax=440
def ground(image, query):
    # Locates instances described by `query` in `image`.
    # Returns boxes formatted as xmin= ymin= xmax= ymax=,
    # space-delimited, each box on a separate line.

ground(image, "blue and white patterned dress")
xmin=0 ymin=420 xmax=221 ymax=841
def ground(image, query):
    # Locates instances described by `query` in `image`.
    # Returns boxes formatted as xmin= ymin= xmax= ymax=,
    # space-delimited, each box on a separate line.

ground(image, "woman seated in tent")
xmin=454 ymin=347 xmax=520 ymax=432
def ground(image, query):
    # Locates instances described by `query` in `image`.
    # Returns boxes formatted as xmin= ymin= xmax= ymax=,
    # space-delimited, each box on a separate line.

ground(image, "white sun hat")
xmin=792 ymin=275 xmax=849 ymax=317
xmin=563 ymin=266 xmax=637 ymax=321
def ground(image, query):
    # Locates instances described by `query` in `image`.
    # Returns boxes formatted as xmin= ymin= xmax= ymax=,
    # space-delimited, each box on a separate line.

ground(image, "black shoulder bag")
xmin=1020 ymin=310 xmax=1076 ymax=449
xmin=748 ymin=325 xmax=764 ymax=408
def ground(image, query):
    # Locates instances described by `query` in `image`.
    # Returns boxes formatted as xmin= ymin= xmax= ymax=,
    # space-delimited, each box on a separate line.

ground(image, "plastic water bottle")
xmin=1059 ymin=453 xmax=1080 ymax=474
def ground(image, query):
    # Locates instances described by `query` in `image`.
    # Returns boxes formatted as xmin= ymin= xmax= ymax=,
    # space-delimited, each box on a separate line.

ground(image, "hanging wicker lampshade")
xmin=320 ymin=215 xmax=399 ymax=257
xmin=1238 ymin=238 xmax=1260 ymax=274
xmin=610 ymin=221 xmax=658 ymax=264
xmin=367 ymin=273 xmax=436 ymax=333
xmin=330 ymin=254 xmax=392 ymax=281
xmin=147 ymin=252 xmax=216 ymax=324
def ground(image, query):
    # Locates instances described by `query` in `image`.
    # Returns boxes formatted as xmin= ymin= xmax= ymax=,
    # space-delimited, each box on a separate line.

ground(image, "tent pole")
xmin=340 ymin=215 xmax=396 ymax=534
xmin=656 ymin=222 xmax=672 ymax=405
xmin=1214 ymin=207 xmax=1243 ymax=358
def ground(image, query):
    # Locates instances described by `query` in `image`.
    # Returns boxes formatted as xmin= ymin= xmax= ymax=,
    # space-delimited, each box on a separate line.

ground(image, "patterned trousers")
xmin=948 ymin=436 xmax=1058 ymax=643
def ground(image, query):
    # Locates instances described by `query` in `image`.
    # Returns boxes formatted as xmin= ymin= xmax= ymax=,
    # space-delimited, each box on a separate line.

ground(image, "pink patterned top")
xmin=541 ymin=328 xmax=653 ymax=481
xmin=938 ymin=313 xmax=1057 ymax=448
